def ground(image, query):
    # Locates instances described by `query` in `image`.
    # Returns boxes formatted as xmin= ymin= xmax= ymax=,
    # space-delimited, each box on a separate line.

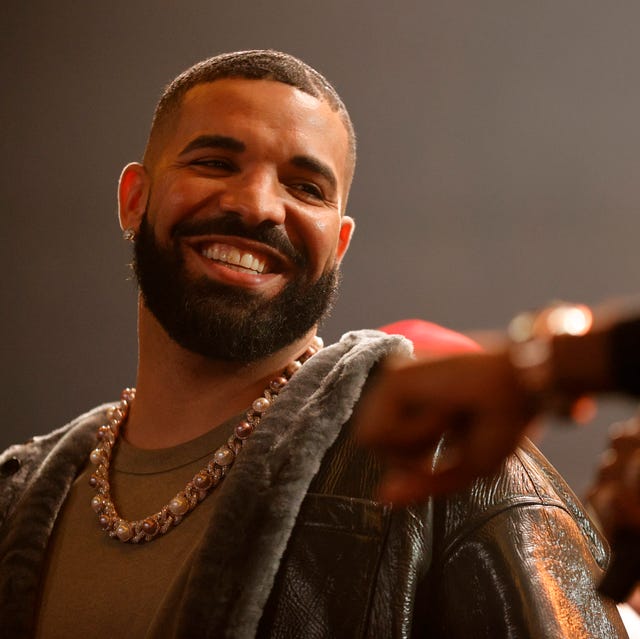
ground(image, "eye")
xmin=190 ymin=158 xmax=236 ymax=172
xmin=290 ymin=182 xmax=324 ymax=200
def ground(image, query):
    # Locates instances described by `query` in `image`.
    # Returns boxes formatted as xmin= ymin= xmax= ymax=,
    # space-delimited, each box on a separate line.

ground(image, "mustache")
xmin=171 ymin=215 xmax=305 ymax=266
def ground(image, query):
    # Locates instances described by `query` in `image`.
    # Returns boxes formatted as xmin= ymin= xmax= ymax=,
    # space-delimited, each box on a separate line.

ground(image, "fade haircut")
xmin=143 ymin=50 xmax=356 ymax=182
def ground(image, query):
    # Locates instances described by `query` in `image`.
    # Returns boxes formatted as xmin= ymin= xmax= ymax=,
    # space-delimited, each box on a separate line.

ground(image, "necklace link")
xmin=89 ymin=337 xmax=323 ymax=543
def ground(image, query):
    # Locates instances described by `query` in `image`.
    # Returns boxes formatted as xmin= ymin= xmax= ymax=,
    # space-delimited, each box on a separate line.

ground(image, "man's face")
xmin=128 ymin=79 xmax=354 ymax=361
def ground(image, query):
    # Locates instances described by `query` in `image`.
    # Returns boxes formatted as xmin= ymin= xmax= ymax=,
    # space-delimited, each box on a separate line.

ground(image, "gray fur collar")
xmin=0 ymin=330 xmax=410 ymax=638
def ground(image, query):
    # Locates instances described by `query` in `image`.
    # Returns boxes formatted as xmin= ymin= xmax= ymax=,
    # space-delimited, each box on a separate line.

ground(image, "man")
xmin=0 ymin=51 xmax=627 ymax=637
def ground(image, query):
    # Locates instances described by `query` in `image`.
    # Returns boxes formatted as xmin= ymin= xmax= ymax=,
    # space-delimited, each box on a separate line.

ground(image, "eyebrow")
xmin=179 ymin=134 xmax=245 ymax=156
xmin=291 ymin=155 xmax=337 ymax=192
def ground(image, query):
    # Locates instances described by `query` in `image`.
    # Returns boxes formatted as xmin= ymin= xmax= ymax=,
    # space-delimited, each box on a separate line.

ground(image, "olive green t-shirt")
xmin=35 ymin=414 xmax=239 ymax=638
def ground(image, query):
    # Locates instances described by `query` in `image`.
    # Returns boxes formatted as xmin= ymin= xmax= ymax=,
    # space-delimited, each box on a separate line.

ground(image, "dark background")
xmin=3 ymin=1 xmax=640 ymax=496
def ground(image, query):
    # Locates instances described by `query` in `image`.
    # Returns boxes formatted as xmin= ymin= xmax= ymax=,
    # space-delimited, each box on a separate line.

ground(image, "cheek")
xmin=148 ymin=176 xmax=215 ymax=233
xmin=297 ymin=215 xmax=342 ymax=271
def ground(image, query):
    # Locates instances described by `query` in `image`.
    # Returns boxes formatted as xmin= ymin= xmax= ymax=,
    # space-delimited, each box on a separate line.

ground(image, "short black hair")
xmin=144 ymin=50 xmax=356 ymax=181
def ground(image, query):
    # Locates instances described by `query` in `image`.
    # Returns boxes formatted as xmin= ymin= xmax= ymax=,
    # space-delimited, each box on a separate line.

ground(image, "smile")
xmin=200 ymin=242 xmax=267 ymax=275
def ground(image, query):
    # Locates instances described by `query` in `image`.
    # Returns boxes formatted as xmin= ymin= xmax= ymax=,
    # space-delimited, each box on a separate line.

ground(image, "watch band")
xmin=508 ymin=302 xmax=595 ymax=419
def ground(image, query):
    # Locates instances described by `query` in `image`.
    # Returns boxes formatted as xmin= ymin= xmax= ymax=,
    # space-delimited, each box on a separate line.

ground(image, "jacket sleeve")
xmin=414 ymin=439 xmax=629 ymax=638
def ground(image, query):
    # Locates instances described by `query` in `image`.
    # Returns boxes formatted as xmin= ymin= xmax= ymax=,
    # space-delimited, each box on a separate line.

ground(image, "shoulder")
xmin=432 ymin=437 xmax=608 ymax=569
xmin=0 ymin=404 xmax=111 ymax=527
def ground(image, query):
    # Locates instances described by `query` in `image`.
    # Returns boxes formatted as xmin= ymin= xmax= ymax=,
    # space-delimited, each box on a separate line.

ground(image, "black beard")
xmin=132 ymin=214 xmax=340 ymax=362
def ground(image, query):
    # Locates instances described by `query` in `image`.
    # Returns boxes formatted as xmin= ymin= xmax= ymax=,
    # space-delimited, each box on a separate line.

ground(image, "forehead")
xmin=166 ymin=79 xmax=350 ymax=172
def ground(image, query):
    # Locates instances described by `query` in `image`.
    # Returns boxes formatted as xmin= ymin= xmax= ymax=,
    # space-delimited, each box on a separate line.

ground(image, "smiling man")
xmin=0 ymin=51 xmax=627 ymax=638
xmin=128 ymin=76 xmax=353 ymax=367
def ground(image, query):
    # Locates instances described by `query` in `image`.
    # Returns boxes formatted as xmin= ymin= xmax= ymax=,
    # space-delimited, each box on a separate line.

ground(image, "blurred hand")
xmin=588 ymin=414 xmax=640 ymax=605
xmin=588 ymin=415 xmax=640 ymax=539
xmin=356 ymin=351 xmax=538 ymax=502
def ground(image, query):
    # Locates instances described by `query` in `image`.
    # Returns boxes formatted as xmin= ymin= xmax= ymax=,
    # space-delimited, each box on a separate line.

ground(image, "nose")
xmin=219 ymin=169 xmax=286 ymax=227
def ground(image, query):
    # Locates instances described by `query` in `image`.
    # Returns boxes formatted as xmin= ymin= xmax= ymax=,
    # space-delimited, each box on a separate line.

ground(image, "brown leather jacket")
xmin=0 ymin=331 xmax=628 ymax=637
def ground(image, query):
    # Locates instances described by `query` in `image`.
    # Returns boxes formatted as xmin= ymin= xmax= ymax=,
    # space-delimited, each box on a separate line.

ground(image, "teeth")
xmin=228 ymin=247 xmax=241 ymax=266
xmin=239 ymin=253 xmax=253 ymax=269
xmin=201 ymin=244 xmax=266 ymax=274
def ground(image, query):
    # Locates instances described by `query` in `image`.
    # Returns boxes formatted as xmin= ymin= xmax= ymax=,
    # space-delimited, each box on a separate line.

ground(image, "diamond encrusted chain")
xmin=89 ymin=337 xmax=323 ymax=543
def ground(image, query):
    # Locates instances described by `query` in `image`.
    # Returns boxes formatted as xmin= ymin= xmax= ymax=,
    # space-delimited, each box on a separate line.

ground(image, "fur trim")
xmin=175 ymin=330 xmax=410 ymax=638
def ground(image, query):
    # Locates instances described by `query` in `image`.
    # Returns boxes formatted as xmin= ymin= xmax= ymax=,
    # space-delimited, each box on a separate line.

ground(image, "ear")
xmin=118 ymin=162 xmax=150 ymax=232
xmin=335 ymin=215 xmax=355 ymax=264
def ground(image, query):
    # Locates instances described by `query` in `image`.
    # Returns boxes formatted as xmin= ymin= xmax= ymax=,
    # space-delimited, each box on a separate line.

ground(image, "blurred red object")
xmin=378 ymin=319 xmax=482 ymax=357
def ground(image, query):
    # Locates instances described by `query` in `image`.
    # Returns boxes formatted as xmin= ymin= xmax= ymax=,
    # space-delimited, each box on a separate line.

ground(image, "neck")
xmin=125 ymin=301 xmax=318 ymax=449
